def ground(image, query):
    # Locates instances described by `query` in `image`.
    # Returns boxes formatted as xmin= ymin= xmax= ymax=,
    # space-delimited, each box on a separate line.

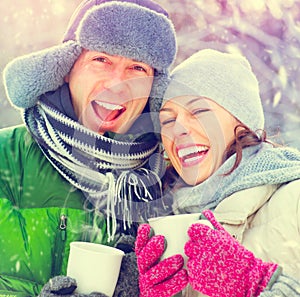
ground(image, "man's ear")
xmin=64 ymin=74 xmax=70 ymax=83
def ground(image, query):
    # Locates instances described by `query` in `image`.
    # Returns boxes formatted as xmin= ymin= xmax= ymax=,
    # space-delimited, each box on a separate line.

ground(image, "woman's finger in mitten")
xmin=151 ymin=269 xmax=188 ymax=297
xmin=137 ymin=234 xmax=166 ymax=274
xmin=187 ymin=222 xmax=214 ymax=243
xmin=141 ymin=254 xmax=185 ymax=288
xmin=184 ymin=240 xmax=202 ymax=259
xmin=201 ymin=209 xmax=225 ymax=231
xmin=135 ymin=224 xmax=153 ymax=255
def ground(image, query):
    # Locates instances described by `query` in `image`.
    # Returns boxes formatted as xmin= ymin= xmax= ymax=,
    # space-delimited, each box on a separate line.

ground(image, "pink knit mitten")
xmin=135 ymin=224 xmax=188 ymax=297
xmin=185 ymin=210 xmax=280 ymax=297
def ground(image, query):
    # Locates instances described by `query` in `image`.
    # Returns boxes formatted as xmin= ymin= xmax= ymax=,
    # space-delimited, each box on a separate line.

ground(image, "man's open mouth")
xmin=92 ymin=100 xmax=126 ymax=122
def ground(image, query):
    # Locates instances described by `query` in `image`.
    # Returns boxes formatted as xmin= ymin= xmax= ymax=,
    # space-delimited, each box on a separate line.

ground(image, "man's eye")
xmin=93 ymin=57 xmax=108 ymax=63
xmin=132 ymin=65 xmax=147 ymax=72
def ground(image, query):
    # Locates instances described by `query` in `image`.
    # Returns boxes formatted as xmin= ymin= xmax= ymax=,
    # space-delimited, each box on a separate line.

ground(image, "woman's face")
xmin=160 ymin=96 xmax=240 ymax=186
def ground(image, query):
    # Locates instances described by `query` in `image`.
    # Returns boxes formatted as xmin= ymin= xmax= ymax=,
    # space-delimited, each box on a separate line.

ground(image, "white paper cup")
xmin=67 ymin=242 xmax=124 ymax=296
xmin=148 ymin=214 xmax=213 ymax=297
xmin=148 ymin=213 xmax=204 ymax=263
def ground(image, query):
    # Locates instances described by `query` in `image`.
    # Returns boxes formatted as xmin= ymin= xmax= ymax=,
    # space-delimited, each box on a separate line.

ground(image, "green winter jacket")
xmin=0 ymin=125 xmax=110 ymax=297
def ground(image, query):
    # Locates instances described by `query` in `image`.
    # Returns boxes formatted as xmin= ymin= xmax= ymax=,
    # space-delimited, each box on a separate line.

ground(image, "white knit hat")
xmin=163 ymin=49 xmax=264 ymax=131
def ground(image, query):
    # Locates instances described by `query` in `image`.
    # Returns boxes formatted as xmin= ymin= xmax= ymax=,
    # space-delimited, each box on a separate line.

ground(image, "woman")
xmin=135 ymin=49 xmax=300 ymax=296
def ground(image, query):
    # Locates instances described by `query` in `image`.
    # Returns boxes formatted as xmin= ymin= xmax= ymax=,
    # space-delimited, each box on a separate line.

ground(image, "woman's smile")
xmin=176 ymin=144 xmax=209 ymax=167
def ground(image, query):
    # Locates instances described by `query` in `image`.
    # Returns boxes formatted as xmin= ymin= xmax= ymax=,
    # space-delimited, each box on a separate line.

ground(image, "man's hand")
xmin=38 ymin=275 xmax=108 ymax=297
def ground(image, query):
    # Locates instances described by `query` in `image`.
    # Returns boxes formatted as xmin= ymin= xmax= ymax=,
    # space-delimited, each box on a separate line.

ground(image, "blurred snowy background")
xmin=1 ymin=0 xmax=300 ymax=148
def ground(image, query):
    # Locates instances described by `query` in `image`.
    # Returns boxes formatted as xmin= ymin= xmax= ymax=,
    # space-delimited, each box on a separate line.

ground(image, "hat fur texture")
xmin=163 ymin=49 xmax=264 ymax=132
xmin=3 ymin=0 xmax=177 ymax=112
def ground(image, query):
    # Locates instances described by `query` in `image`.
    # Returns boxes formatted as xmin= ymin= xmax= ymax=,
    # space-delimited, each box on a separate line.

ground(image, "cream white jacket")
xmin=213 ymin=179 xmax=300 ymax=280
xmin=187 ymin=180 xmax=300 ymax=297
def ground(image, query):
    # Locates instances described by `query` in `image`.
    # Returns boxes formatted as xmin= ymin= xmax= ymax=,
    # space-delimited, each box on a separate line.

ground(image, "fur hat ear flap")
xmin=148 ymin=70 xmax=170 ymax=134
xmin=149 ymin=70 xmax=170 ymax=113
xmin=3 ymin=41 xmax=82 ymax=108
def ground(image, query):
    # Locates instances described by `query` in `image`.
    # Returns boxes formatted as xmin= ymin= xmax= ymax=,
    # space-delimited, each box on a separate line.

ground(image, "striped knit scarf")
xmin=23 ymin=84 xmax=166 ymax=241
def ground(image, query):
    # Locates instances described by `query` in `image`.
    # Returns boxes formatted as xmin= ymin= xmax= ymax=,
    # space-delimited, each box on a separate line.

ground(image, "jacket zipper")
xmin=53 ymin=212 xmax=67 ymax=275
xmin=60 ymin=214 xmax=67 ymax=241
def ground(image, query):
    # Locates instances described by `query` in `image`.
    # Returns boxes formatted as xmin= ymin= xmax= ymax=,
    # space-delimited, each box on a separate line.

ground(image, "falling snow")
xmin=0 ymin=0 xmax=300 ymax=149
xmin=15 ymin=261 xmax=20 ymax=273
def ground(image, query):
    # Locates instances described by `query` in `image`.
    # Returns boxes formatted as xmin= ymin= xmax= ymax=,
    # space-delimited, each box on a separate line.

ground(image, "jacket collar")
xmin=214 ymin=183 xmax=279 ymax=225
xmin=214 ymin=184 xmax=279 ymax=242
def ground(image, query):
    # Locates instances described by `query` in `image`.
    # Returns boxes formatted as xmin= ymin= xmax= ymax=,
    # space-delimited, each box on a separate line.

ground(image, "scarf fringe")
xmin=24 ymin=97 xmax=164 ymax=242
xmin=103 ymin=169 xmax=163 ymax=242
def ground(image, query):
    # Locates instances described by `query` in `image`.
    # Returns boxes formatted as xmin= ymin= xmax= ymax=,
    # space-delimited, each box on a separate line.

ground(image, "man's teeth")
xmin=95 ymin=101 xmax=123 ymax=110
xmin=178 ymin=146 xmax=208 ymax=158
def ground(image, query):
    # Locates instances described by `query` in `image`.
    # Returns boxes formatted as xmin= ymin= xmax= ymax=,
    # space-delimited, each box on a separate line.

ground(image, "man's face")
xmin=65 ymin=49 xmax=154 ymax=134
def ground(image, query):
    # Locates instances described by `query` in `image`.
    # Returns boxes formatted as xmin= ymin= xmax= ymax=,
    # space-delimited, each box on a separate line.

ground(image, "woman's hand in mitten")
xmin=135 ymin=224 xmax=188 ymax=297
xmin=185 ymin=210 xmax=280 ymax=297
xmin=39 ymin=275 xmax=108 ymax=297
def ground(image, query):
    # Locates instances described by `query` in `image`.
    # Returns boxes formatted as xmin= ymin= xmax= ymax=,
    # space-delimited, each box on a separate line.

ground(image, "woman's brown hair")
xmin=163 ymin=124 xmax=277 ymax=189
xmin=223 ymin=124 xmax=276 ymax=175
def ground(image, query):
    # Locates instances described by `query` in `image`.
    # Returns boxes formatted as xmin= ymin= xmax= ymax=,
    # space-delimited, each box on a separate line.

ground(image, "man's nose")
xmin=103 ymin=69 xmax=127 ymax=92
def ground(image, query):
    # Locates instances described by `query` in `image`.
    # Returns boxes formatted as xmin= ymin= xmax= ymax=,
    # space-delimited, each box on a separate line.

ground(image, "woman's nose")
xmin=173 ymin=117 xmax=190 ymax=137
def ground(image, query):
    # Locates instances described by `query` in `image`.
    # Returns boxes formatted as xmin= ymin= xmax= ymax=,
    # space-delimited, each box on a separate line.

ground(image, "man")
xmin=0 ymin=0 xmax=176 ymax=296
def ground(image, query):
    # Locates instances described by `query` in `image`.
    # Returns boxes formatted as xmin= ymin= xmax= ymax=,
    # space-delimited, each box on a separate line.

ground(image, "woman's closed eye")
xmin=160 ymin=117 xmax=176 ymax=126
xmin=191 ymin=108 xmax=210 ymax=116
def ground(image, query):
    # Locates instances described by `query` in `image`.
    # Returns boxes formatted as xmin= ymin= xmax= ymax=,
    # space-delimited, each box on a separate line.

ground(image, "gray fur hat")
xmin=163 ymin=49 xmax=264 ymax=132
xmin=3 ymin=0 xmax=177 ymax=114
